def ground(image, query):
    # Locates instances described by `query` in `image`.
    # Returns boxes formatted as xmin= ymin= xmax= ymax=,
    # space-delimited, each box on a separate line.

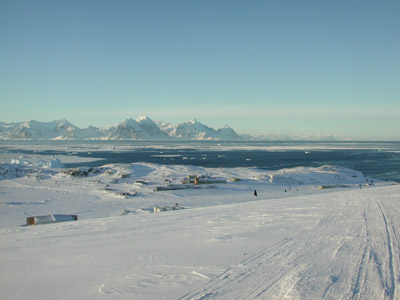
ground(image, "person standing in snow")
xmin=254 ymin=190 xmax=257 ymax=196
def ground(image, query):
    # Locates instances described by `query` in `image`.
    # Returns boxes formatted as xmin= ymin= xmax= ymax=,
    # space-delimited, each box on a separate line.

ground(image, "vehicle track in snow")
xmin=350 ymin=195 xmax=400 ymax=300
xmin=179 ymin=194 xmax=352 ymax=299
xmin=374 ymin=198 xmax=399 ymax=299
xmin=178 ymin=236 xmax=299 ymax=300
xmin=350 ymin=206 xmax=371 ymax=300
xmin=179 ymin=189 xmax=400 ymax=300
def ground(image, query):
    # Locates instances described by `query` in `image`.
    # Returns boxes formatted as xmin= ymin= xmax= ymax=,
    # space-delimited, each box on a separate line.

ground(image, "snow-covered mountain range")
xmin=0 ymin=117 xmax=241 ymax=141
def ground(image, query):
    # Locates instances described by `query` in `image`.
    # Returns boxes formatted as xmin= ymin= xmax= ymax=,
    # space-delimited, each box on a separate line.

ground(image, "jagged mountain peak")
xmin=137 ymin=116 xmax=153 ymax=123
xmin=0 ymin=117 xmax=242 ymax=140
xmin=106 ymin=117 xmax=168 ymax=140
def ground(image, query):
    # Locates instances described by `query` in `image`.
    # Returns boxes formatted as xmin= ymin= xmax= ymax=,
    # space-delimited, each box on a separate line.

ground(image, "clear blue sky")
xmin=1 ymin=0 xmax=399 ymax=139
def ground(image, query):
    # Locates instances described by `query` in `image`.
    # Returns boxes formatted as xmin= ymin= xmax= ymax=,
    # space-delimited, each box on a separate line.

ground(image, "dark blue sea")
xmin=2 ymin=140 xmax=400 ymax=182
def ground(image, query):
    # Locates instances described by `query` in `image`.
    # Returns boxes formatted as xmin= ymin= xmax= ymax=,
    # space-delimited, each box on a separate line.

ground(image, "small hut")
xmin=26 ymin=214 xmax=78 ymax=226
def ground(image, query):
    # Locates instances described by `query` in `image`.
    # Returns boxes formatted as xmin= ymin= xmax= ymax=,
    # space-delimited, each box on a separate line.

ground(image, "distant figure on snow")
xmin=254 ymin=190 xmax=257 ymax=196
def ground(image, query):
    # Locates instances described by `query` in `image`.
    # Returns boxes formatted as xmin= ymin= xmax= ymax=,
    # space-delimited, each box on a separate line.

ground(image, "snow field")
xmin=0 ymin=158 xmax=399 ymax=299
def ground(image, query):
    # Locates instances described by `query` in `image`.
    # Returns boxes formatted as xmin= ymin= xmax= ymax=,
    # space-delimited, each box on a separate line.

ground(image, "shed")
xmin=26 ymin=214 xmax=78 ymax=225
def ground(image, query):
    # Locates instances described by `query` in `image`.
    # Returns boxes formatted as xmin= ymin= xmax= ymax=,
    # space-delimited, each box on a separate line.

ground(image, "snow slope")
xmin=0 ymin=158 xmax=399 ymax=299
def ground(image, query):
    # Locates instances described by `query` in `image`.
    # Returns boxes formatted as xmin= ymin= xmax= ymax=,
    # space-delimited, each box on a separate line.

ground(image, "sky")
xmin=1 ymin=0 xmax=399 ymax=140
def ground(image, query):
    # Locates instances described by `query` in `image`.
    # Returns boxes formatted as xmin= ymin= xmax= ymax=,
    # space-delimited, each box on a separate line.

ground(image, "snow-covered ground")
xmin=0 ymin=152 xmax=399 ymax=299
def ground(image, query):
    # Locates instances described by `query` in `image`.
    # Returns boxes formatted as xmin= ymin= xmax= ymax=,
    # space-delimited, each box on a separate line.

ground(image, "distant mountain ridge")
xmin=156 ymin=119 xmax=239 ymax=140
xmin=0 ymin=117 xmax=242 ymax=141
